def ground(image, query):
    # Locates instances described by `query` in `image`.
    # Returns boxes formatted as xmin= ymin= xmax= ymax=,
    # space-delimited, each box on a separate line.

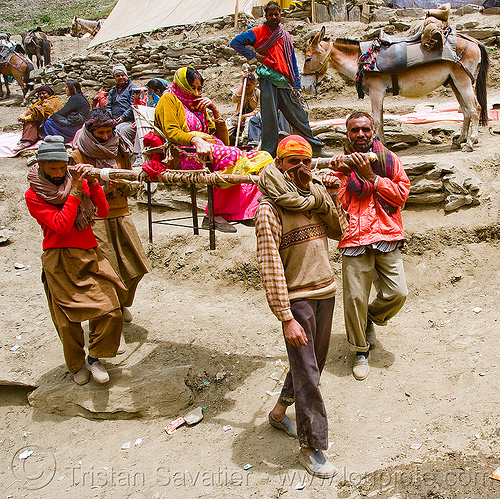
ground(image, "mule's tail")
xmin=477 ymin=43 xmax=489 ymax=126
xmin=26 ymin=59 xmax=35 ymax=92
xmin=42 ymin=38 xmax=51 ymax=65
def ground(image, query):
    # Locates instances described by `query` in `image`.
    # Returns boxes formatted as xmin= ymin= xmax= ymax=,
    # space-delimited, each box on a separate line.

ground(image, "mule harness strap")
xmin=454 ymin=35 xmax=475 ymax=84
xmin=302 ymin=41 xmax=333 ymax=77
xmin=1 ymin=52 xmax=31 ymax=72
xmin=92 ymin=23 xmax=101 ymax=37
xmin=301 ymin=41 xmax=333 ymax=97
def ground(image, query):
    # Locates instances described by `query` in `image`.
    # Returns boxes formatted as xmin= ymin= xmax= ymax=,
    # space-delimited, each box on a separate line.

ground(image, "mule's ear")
xmin=320 ymin=26 xmax=326 ymax=40
xmin=311 ymin=30 xmax=322 ymax=47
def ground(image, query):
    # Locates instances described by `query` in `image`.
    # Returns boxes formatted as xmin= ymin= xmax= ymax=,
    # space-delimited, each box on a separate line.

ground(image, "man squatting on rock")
xmin=25 ymin=136 xmax=128 ymax=386
xmin=230 ymin=1 xmax=331 ymax=158
xmin=255 ymin=135 xmax=343 ymax=478
xmin=327 ymin=112 xmax=410 ymax=381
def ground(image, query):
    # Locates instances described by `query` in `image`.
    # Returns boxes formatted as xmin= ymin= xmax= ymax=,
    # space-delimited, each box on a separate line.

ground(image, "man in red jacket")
xmin=25 ymin=135 xmax=127 ymax=385
xmin=329 ymin=112 xmax=410 ymax=381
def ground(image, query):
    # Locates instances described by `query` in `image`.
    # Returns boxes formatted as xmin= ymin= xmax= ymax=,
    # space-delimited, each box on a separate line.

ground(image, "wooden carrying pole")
xmin=69 ymin=165 xmax=260 ymax=187
xmin=68 ymin=157 xmax=338 ymax=186
xmin=234 ymin=76 xmax=248 ymax=147
xmin=234 ymin=0 xmax=239 ymax=28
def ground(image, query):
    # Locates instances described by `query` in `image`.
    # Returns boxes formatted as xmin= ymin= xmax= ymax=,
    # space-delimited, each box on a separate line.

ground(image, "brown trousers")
xmin=21 ymin=120 xmax=43 ymax=144
xmin=92 ymin=216 xmax=150 ymax=308
xmin=278 ymin=297 xmax=335 ymax=451
xmin=44 ymin=279 xmax=123 ymax=373
xmin=41 ymin=247 xmax=127 ymax=373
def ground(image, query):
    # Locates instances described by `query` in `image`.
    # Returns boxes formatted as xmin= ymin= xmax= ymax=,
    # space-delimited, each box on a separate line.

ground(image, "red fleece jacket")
xmin=25 ymin=181 xmax=108 ymax=251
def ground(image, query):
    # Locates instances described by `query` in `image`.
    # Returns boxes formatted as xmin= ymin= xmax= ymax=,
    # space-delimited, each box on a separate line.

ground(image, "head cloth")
xmin=172 ymin=67 xmax=198 ymax=96
xmin=276 ymin=135 xmax=312 ymax=159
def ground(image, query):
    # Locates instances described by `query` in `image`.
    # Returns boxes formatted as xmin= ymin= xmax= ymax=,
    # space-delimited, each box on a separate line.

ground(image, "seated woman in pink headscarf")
xmin=154 ymin=66 xmax=273 ymax=233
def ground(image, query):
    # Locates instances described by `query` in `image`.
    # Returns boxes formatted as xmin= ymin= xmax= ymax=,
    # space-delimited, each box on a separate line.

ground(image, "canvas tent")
xmin=89 ymin=0 xmax=259 ymax=48
xmin=387 ymin=0 xmax=482 ymax=8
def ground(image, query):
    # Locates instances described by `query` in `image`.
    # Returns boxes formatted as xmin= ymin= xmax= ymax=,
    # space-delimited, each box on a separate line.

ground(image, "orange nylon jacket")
xmin=337 ymin=151 xmax=410 ymax=248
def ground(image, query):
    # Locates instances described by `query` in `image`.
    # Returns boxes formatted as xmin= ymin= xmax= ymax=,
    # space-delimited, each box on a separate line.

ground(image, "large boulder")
xmin=28 ymin=364 xmax=193 ymax=419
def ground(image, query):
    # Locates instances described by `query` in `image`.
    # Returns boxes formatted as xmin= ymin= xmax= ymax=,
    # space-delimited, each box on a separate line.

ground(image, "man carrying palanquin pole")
xmin=255 ymin=135 xmax=343 ymax=478
xmin=25 ymin=135 xmax=128 ymax=385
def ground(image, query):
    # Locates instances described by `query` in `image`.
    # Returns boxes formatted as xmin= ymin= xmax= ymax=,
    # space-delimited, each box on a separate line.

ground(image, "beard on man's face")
xmin=45 ymin=173 xmax=66 ymax=185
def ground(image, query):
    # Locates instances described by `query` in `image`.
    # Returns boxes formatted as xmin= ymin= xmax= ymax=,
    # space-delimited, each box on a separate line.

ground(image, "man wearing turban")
xmin=255 ymin=135 xmax=343 ymax=479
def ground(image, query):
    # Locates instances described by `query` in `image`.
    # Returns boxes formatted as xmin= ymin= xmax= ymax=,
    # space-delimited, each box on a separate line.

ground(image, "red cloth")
xmin=141 ymin=132 xmax=170 ymax=181
xmin=91 ymin=91 xmax=108 ymax=109
xmin=25 ymin=181 xmax=109 ymax=251
xmin=134 ymin=92 xmax=148 ymax=106
xmin=252 ymin=24 xmax=291 ymax=80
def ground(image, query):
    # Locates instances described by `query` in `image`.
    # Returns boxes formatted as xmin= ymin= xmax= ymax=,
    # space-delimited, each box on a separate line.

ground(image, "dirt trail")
xmin=1 ymin=18 xmax=500 ymax=499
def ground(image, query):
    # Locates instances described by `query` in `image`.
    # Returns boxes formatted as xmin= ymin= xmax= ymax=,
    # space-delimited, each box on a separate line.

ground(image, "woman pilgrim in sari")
xmin=69 ymin=108 xmax=150 ymax=336
xmin=154 ymin=66 xmax=272 ymax=233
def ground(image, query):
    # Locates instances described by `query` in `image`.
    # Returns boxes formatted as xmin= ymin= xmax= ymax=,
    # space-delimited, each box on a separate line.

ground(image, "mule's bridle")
xmin=301 ymin=41 xmax=333 ymax=96
xmin=303 ymin=41 xmax=333 ymax=76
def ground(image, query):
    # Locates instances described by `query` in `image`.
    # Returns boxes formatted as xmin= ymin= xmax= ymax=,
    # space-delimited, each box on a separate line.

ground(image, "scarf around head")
xmin=276 ymin=135 xmax=312 ymax=159
xmin=73 ymin=125 xmax=133 ymax=170
xmin=169 ymin=67 xmax=209 ymax=132
xmin=27 ymin=164 xmax=96 ymax=230
xmin=255 ymin=23 xmax=298 ymax=87
xmin=258 ymin=161 xmax=341 ymax=235
xmin=344 ymin=137 xmax=397 ymax=215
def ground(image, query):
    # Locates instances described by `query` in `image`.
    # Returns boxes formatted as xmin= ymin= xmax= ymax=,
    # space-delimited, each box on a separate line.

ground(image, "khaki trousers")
xmin=92 ymin=216 xmax=150 ymax=308
xmin=342 ymin=248 xmax=407 ymax=353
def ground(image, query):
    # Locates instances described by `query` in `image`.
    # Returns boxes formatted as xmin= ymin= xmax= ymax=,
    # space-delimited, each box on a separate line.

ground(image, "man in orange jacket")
xmin=329 ymin=112 xmax=410 ymax=381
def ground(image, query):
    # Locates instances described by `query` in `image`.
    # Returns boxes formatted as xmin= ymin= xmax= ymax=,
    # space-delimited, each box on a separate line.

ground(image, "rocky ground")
xmin=1 ymin=8 xmax=500 ymax=499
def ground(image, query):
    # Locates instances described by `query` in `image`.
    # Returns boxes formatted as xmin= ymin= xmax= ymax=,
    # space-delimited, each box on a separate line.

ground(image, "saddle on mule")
xmin=355 ymin=30 xmax=475 ymax=98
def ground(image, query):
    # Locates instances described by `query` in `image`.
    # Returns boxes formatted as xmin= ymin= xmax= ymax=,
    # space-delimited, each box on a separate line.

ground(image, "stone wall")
xmin=405 ymin=160 xmax=481 ymax=211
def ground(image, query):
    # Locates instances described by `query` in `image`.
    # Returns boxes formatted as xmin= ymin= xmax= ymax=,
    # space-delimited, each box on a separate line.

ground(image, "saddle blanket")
xmin=360 ymin=35 xmax=458 ymax=75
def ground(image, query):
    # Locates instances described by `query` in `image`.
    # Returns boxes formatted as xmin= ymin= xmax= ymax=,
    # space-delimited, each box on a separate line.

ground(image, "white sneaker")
xmin=122 ymin=307 xmax=133 ymax=323
xmin=87 ymin=360 xmax=110 ymax=384
xmin=353 ymin=354 xmax=369 ymax=381
xmin=73 ymin=365 xmax=90 ymax=385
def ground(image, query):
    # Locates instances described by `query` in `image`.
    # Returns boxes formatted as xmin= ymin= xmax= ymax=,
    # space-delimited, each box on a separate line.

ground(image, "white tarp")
xmin=388 ymin=0 xmax=482 ymax=7
xmin=89 ymin=0 xmax=256 ymax=48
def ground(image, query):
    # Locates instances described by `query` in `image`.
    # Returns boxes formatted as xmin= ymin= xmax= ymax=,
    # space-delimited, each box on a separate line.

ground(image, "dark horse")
xmin=22 ymin=27 xmax=51 ymax=68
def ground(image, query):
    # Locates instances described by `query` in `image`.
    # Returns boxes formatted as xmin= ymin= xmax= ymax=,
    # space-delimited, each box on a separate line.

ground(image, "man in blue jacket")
xmin=106 ymin=64 xmax=137 ymax=148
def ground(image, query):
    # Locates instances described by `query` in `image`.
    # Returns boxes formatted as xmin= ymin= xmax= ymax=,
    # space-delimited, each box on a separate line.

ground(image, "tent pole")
xmin=311 ymin=0 xmax=316 ymax=23
xmin=234 ymin=0 xmax=239 ymax=28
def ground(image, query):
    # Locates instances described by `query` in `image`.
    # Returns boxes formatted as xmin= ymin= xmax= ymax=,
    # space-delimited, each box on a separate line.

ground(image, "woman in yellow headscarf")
xmin=155 ymin=67 xmax=273 ymax=233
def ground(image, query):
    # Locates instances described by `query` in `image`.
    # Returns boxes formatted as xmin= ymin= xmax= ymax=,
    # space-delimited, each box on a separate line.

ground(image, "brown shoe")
xmin=269 ymin=413 xmax=298 ymax=439
xmin=237 ymin=219 xmax=255 ymax=227
xmin=202 ymin=216 xmax=237 ymax=233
